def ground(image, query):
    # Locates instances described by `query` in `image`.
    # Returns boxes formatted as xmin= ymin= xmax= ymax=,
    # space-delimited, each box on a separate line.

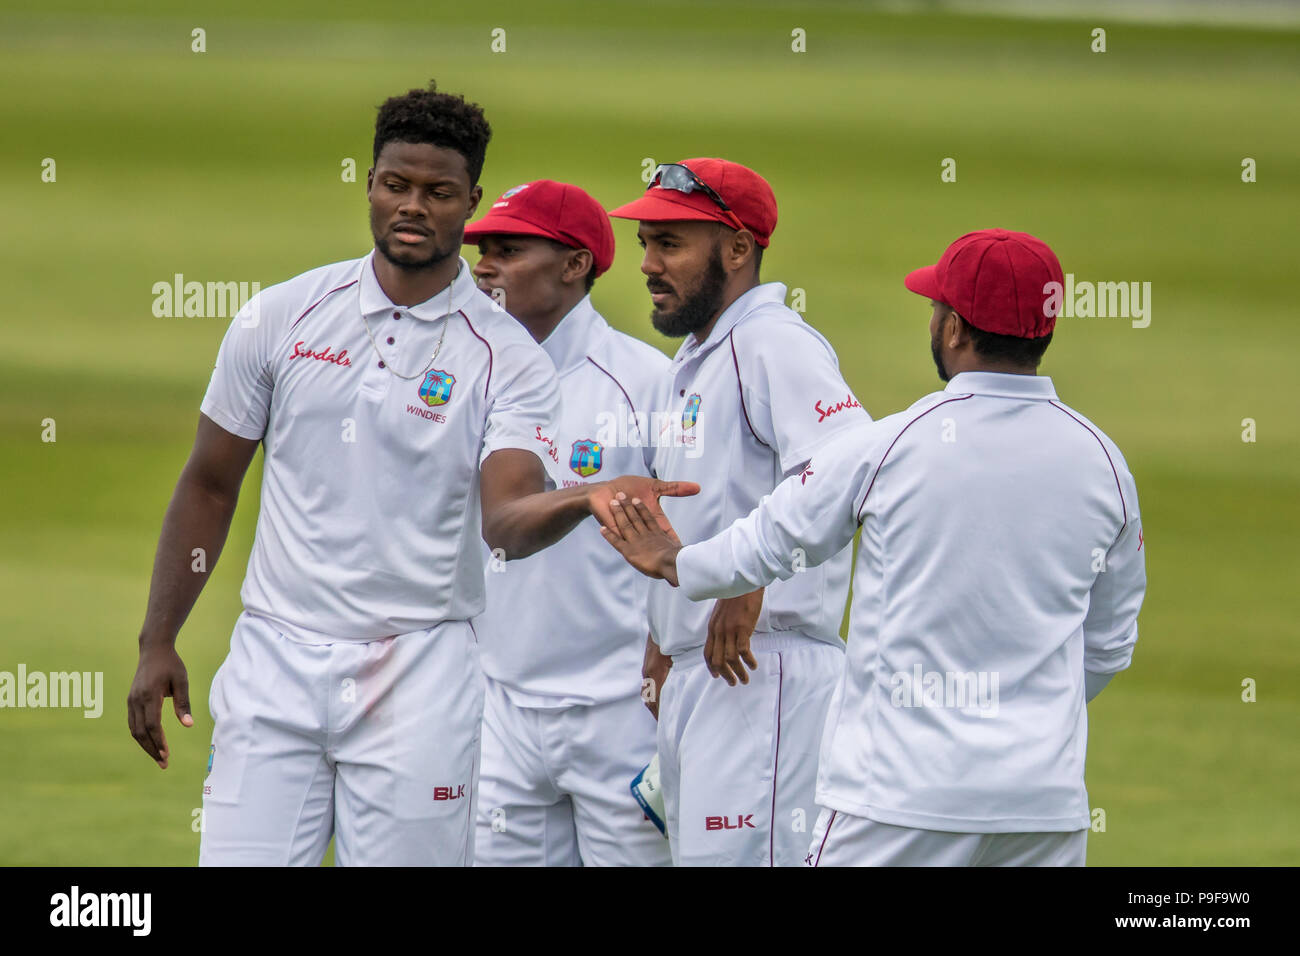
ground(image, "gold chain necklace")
xmin=361 ymin=266 xmax=457 ymax=381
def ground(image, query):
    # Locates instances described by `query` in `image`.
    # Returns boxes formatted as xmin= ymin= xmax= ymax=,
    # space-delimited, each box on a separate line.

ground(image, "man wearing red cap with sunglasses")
xmin=601 ymin=228 xmax=1147 ymax=866
xmin=463 ymin=180 xmax=673 ymax=866
xmin=607 ymin=159 xmax=870 ymax=866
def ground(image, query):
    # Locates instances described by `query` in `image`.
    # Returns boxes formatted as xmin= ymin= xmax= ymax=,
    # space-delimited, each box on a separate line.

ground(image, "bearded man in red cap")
xmin=607 ymin=159 xmax=871 ymax=866
xmin=463 ymin=180 xmax=673 ymax=866
xmin=600 ymin=228 xmax=1147 ymax=867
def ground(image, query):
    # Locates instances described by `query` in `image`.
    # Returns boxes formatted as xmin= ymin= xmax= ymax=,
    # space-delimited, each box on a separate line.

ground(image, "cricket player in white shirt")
xmin=607 ymin=159 xmax=870 ymax=866
xmin=601 ymin=228 xmax=1146 ymax=867
xmin=463 ymin=179 xmax=672 ymax=866
xmin=125 ymin=83 xmax=696 ymax=866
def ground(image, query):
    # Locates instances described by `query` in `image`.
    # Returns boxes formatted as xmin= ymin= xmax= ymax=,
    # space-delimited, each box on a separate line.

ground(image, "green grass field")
xmin=1 ymin=0 xmax=1297 ymax=865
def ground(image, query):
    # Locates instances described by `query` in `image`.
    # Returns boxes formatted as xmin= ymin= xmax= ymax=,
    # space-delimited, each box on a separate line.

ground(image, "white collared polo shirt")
xmin=676 ymin=371 xmax=1147 ymax=832
xmin=200 ymin=251 xmax=559 ymax=641
xmin=474 ymin=296 xmax=669 ymax=705
xmin=647 ymin=282 xmax=869 ymax=657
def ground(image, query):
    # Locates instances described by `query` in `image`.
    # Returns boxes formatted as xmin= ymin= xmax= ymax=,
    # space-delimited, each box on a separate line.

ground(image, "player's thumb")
xmin=173 ymin=674 xmax=193 ymax=727
xmin=656 ymin=480 xmax=701 ymax=498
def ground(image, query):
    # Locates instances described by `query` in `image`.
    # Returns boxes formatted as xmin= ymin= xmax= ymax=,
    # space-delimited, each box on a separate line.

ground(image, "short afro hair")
xmin=373 ymin=81 xmax=492 ymax=186
xmin=958 ymin=313 xmax=1052 ymax=368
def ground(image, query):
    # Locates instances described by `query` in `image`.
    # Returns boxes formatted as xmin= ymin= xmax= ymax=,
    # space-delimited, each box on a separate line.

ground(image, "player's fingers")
xmin=173 ymin=672 xmax=193 ymax=726
xmin=703 ymin=633 xmax=719 ymax=678
xmin=142 ymin=697 xmax=169 ymax=768
xmin=626 ymin=498 xmax=654 ymax=534
xmin=608 ymin=498 xmax=634 ymax=537
xmin=727 ymin=631 xmax=749 ymax=685
xmin=741 ymin=645 xmax=759 ymax=673
xmin=588 ymin=488 xmax=622 ymax=531
xmin=712 ymin=638 xmax=736 ymax=687
xmin=127 ymin=698 xmax=154 ymax=760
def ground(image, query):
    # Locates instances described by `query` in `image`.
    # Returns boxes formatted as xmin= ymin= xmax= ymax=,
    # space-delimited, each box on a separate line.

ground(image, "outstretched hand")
xmin=599 ymin=495 xmax=683 ymax=586
xmin=587 ymin=475 xmax=698 ymax=545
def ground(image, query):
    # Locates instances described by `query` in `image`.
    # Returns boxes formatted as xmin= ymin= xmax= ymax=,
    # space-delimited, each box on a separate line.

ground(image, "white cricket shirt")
xmin=647 ymin=282 xmax=869 ymax=657
xmin=474 ymin=296 xmax=670 ymax=706
xmin=200 ymin=252 xmax=559 ymax=641
xmin=676 ymin=372 xmax=1146 ymax=832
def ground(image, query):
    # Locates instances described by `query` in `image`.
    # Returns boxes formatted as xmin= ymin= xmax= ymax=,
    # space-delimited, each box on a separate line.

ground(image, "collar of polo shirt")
xmin=677 ymin=281 xmax=789 ymax=360
xmin=944 ymin=371 xmax=1059 ymax=401
xmin=358 ymin=251 xmax=482 ymax=321
xmin=538 ymin=295 xmax=603 ymax=375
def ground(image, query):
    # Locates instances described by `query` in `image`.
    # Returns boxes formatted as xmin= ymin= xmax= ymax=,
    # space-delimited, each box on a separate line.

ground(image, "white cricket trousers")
xmin=806 ymin=809 xmax=1088 ymax=866
xmin=657 ymin=632 xmax=844 ymax=866
xmin=474 ymin=676 xmax=671 ymax=867
xmin=199 ymin=611 xmax=483 ymax=866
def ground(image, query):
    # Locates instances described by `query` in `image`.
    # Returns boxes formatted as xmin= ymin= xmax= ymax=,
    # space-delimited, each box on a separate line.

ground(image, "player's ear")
xmin=947 ymin=310 xmax=969 ymax=349
xmin=465 ymin=184 xmax=483 ymax=220
xmin=563 ymin=248 xmax=593 ymax=287
xmin=726 ymin=228 xmax=756 ymax=274
xmin=365 ymin=167 xmax=375 ymax=197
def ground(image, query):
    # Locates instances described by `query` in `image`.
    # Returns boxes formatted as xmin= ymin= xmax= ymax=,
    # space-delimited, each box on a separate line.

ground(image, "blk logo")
xmin=705 ymin=814 xmax=755 ymax=831
xmin=433 ymin=785 xmax=466 ymax=801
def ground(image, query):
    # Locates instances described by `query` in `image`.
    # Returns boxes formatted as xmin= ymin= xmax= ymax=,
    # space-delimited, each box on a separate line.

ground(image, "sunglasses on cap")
xmin=649 ymin=164 xmax=746 ymax=232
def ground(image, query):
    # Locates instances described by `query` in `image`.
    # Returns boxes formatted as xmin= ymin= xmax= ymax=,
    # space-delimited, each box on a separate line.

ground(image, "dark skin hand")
xmin=479 ymin=449 xmax=697 ymax=559
xmin=704 ymin=588 xmax=762 ymax=686
xmin=128 ymin=414 xmax=259 ymax=768
xmin=601 ymin=497 xmax=761 ymax=686
xmin=599 ymin=495 xmax=683 ymax=583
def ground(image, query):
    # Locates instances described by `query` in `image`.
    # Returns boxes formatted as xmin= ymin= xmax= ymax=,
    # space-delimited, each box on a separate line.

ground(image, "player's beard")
xmin=931 ymin=328 xmax=950 ymax=382
xmin=373 ymin=228 xmax=460 ymax=273
xmin=650 ymin=245 xmax=728 ymax=338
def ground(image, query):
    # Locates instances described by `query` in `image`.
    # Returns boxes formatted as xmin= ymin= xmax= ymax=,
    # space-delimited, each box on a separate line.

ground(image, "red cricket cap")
xmin=608 ymin=158 xmax=778 ymax=248
xmin=463 ymin=179 xmax=616 ymax=276
xmin=904 ymin=228 xmax=1065 ymax=338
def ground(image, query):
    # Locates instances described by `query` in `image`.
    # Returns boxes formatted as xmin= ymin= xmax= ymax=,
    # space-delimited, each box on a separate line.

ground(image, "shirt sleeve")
xmin=676 ymin=426 xmax=875 ymax=601
xmin=199 ymin=292 xmax=275 ymax=441
xmin=1082 ymin=453 xmax=1146 ymax=675
xmin=480 ymin=337 xmax=562 ymax=467
xmin=732 ymin=315 xmax=872 ymax=475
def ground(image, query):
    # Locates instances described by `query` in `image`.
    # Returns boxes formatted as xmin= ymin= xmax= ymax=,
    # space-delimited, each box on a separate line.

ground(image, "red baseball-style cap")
xmin=608 ymin=158 xmax=778 ymax=248
xmin=463 ymin=179 xmax=616 ymax=276
xmin=904 ymin=228 xmax=1065 ymax=338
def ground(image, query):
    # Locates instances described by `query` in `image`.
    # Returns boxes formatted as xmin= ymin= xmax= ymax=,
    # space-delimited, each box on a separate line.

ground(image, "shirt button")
xmin=679 ymin=389 xmax=685 ymax=396
xmin=387 ymin=336 xmax=395 ymax=345
xmin=392 ymin=311 xmax=401 ymax=320
xmin=378 ymin=361 xmax=385 ymax=369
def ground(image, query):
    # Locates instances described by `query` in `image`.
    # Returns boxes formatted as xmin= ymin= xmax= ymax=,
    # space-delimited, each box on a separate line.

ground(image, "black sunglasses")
xmin=650 ymin=163 xmax=733 ymax=212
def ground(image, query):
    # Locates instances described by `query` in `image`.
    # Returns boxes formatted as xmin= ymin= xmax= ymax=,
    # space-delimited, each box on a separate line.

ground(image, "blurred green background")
xmin=0 ymin=0 xmax=1296 ymax=865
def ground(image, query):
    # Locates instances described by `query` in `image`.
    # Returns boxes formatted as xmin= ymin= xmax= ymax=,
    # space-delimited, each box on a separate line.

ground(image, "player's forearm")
xmin=676 ymin=504 xmax=811 ymax=600
xmin=137 ymin=473 xmax=240 ymax=648
xmin=483 ymin=483 xmax=594 ymax=561
xmin=676 ymin=538 xmax=777 ymax=600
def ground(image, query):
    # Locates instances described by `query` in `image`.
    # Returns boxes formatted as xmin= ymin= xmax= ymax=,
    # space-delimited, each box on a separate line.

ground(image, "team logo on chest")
xmin=682 ymin=392 xmax=702 ymax=430
xmin=570 ymin=438 xmax=603 ymax=478
xmin=418 ymin=369 xmax=456 ymax=407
